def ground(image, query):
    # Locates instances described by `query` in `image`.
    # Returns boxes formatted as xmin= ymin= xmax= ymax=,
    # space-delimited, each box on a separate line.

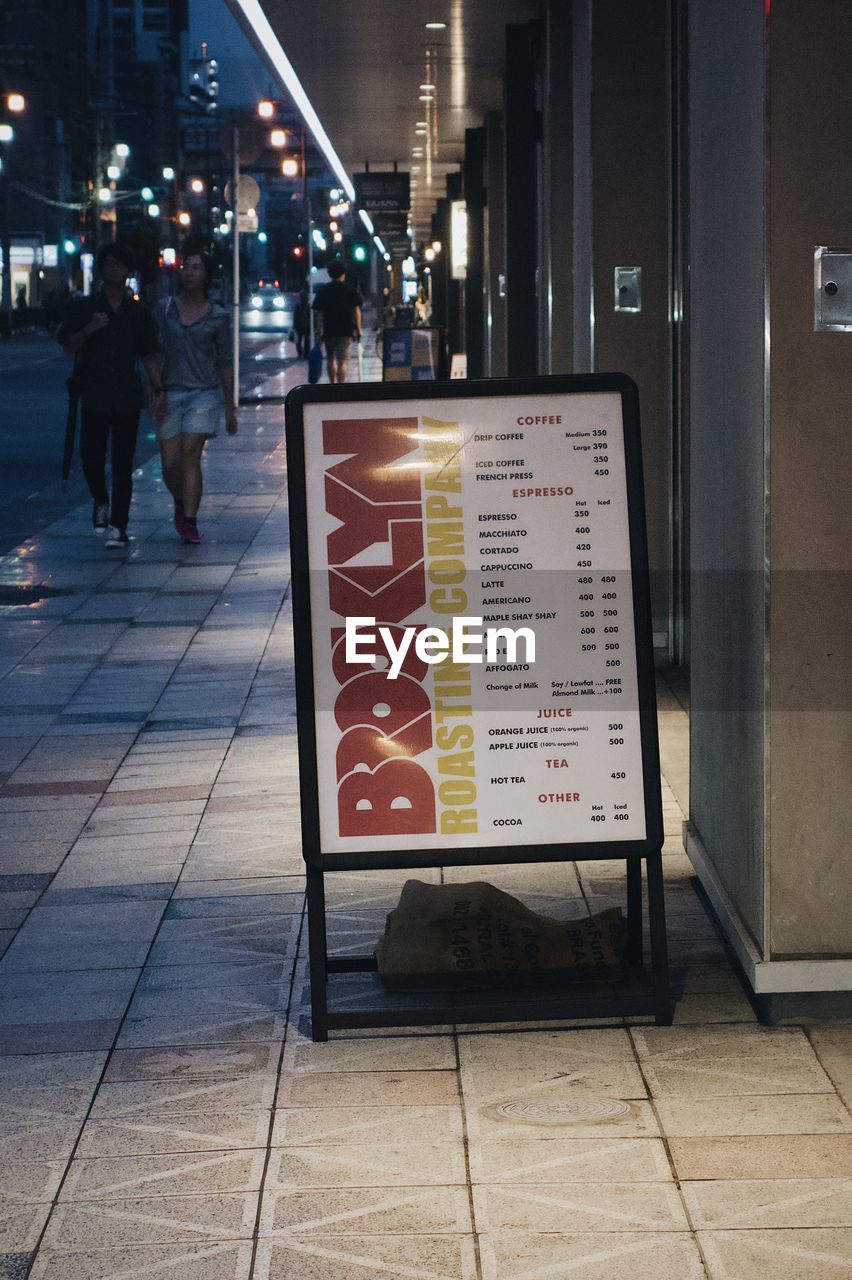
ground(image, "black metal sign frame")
xmin=285 ymin=374 xmax=672 ymax=1038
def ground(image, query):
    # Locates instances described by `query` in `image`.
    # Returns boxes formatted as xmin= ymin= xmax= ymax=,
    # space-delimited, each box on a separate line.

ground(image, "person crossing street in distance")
xmin=57 ymin=242 xmax=162 ymax=550
xmin=153 ymin=246 xmax=237 ymax=545
xmin=293 ymin=287 xmax=311 ymax=359
xmin=312 ymin=258 xmax=362 ymax=383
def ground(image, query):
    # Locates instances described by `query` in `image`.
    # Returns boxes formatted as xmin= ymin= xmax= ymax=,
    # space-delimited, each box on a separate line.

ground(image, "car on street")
xmin=247 ymin=282 xmax=287 ymax=312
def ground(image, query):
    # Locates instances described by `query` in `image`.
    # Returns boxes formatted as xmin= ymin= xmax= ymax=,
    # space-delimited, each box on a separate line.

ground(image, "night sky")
xmin=189 ymin=0 xmax=271 ymax=107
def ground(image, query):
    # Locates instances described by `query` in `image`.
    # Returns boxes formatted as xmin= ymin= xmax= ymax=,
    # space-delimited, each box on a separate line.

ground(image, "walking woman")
xmin=154 ymin=248 xmax=237 ymax=544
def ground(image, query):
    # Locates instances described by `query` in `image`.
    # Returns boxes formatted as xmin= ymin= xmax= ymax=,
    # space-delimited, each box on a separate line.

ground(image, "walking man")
xmin=57 ymin=242 xmax=162 ymax=549
xmin=293 ymin=287 xmax=311 ymax=359
xmin=312 ymin=259 xmax=362 ymax=383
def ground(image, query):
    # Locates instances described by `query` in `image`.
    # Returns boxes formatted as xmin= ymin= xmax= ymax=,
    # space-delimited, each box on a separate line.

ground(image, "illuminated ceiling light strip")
xmin=225 ymin=0 xmax=356 ymax=202
xmin=373 ymin=234 xmax=387 ymax=255
xmin=359 ymin=209 xmax=375 ymax=235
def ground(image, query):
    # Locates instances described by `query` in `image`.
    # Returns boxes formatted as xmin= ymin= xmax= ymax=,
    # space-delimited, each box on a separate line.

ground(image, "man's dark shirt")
xmin=312 ymin=280 xmax=363 ymax=339
xmin=57 ymin=290 xmax=160 ymax=413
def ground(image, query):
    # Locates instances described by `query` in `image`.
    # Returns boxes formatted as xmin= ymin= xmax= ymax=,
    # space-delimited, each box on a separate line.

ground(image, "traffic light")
xmin=353 ymin=244 xmax=367 ymax=263
xmin=291 ymin=245 xmax=305 ymax=258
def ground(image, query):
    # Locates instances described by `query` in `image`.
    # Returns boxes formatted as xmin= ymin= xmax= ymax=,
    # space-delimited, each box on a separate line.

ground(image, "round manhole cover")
xmin=494 ymin=1096 xmax=631 ymax=1125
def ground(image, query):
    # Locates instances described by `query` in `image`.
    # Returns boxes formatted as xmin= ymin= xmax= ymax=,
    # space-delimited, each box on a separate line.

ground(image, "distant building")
xmin=86 ymin=0 xmax=189 ymax=273
xmin=0 ymin=0 xmax=89 ymax=309
xmin=0 ymin=0 xmax=189 ymax=314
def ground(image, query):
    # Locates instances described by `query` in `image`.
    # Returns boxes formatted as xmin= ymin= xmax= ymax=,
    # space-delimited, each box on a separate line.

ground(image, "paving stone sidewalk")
xmin=0 ymin=376 xmax=850 ymax=1280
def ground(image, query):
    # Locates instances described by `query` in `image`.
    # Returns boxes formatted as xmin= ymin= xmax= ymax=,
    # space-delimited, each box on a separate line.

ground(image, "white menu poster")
xmin=300 ymin=390 xmax=648 ymax=854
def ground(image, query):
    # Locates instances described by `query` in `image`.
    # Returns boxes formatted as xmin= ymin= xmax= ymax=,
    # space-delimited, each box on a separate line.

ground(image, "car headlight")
xmin=273 ymin=296 xmax=285 ymax=308
xmin=251 ymin=296 xmax=262 ymax=308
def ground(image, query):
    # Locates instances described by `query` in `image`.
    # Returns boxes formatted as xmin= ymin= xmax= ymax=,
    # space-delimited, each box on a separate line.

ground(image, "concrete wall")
xmin=540 ymin=1 xmax=574 ymax=374
xmin=687 ymin=0 xmax=768 ymax=949
xmin=483 ymin=111 xmax=507 ymax=378
xmin=766 ymin=0 xmax=852 ymax=957
xmin=688 ymin=0 xmax=852 ymax=980
xmin=571 ymin=0 xmax=593 ymax=374
xmin=589 ymin=0 xmax=671 ymax=638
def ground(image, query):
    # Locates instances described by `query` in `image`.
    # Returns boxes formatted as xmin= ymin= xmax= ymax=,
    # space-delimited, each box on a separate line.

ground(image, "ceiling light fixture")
xmin=419 ymin=83 xmax=435 ymax=91
xmin=425 ymin=21 xmax=447 ymax=30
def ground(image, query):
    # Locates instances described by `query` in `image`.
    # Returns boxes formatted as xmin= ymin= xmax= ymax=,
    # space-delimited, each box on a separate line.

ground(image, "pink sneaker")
xmin=181 ymin=520 xmax=201 ymax=545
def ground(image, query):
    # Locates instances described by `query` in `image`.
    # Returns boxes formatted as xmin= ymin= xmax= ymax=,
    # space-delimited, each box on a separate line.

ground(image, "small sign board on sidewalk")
xmin=382 ymin=327 xmax=442 ymax=381
xmin=284 ymin=374 xmax=671 ymax=1038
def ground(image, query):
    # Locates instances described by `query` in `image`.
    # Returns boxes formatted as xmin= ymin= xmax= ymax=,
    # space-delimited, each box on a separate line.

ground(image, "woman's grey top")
xmin=156 ymin=298 xmax=232 ymax=391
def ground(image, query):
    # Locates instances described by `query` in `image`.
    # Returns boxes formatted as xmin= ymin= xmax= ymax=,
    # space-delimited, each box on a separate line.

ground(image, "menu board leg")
xmin=306 ymin=864 xmax=329 ymax=1042
xmin=647 ymin=849 xmax=673 ymax=1025
xmin=303 ymin=852 xmax=673 ymax=1039
xmin=625 ymin=858 xmax=643 ymax=967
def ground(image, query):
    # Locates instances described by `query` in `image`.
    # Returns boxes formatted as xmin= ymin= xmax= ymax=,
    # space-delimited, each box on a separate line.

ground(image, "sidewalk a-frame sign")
xmin=285 ymin=374 xmax=672 ymax=1040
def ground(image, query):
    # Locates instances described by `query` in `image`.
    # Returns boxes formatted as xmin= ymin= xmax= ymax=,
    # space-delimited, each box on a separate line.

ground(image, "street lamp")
xmin=190 ymin=177 xmax=204 ymax=194
xmin=115 ymin=142 xmax=130 ymax=158
xmin=257 ymin=99 xmax=275 ymax=119
xmin=140 ymin=186 xmax=154 ymax=202
xmin=162 ymin=166 xmax=175 ymax=181
xmin=269 ymin=128 xmax=287 ymax=148
xmin=147 ymin=203 xmax=160 ymax=218
xmin=177 ymin=211 xmax=191 ymax=227
xmin=1 ymin=93 xmax=27 ymax=318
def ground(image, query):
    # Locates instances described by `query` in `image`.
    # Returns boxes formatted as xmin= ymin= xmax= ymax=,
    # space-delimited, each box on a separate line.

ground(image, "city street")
xmin=1 ymin=362 xmax=848 ymax=1280
xmin=0 ymin=325 xmax=295 ymax=559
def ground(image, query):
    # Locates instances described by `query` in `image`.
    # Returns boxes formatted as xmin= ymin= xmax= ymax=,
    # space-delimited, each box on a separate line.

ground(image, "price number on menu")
xmin=574 ymin=570 xmax=620 ymax=656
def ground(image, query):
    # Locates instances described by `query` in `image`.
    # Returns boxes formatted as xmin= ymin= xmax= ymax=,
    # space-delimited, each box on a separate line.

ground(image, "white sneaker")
xmin=92 ymin=502 xmax=109 ymax=533
xmin=105 ymin=526 xmax=129 ymax=549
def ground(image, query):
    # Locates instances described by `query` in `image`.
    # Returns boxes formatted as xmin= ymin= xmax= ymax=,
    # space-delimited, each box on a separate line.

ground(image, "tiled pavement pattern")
xmin=1 ymin=356 xmax=851 ymax=1280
